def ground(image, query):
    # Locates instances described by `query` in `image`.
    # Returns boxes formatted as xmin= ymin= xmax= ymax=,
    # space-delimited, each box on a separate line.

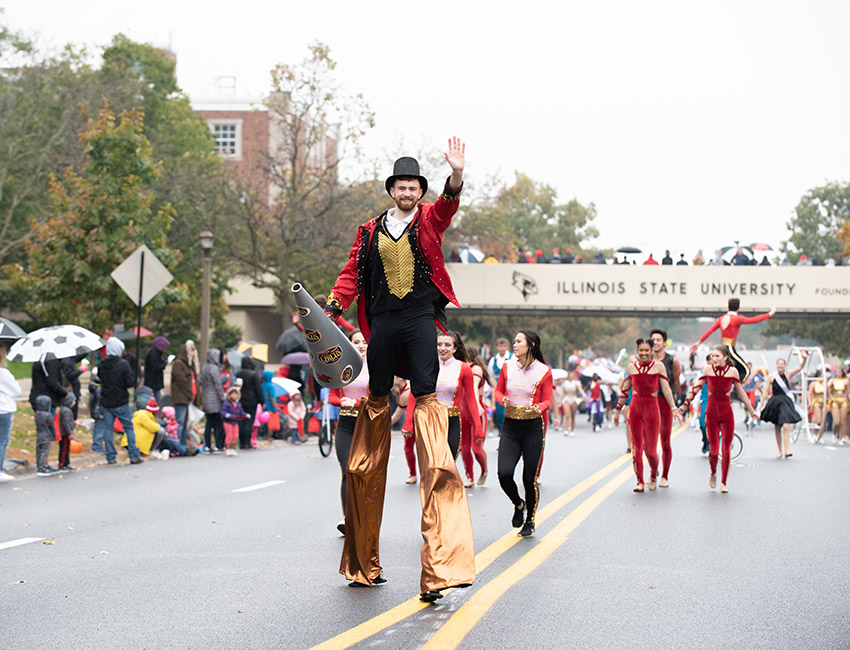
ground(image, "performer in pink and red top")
xmin=463 ymin=347 xmax=491 ymax=487
xmin=404 ymin=331 xmax=483 ymax=469
xmin=691 ymin=298 xmax=775 ymax=384
xmin=328 ymin=330 xmax=369 ymax=536
xmin=495 ymin=329 xmax=553 ymax=538
xmin=614 ymin=339 xmax=681 ymax=492
xmin=680 ymin=345 xmax=758 ymax=493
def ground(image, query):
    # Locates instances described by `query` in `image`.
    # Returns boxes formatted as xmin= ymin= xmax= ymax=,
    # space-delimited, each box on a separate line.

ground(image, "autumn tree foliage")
xmin=218 ymin=42 xmax=376 ymax=321
xmin=7 ymin=108 xmax=176 ymax=330
xmin=451 ymin=172 xmax=599 ymax=261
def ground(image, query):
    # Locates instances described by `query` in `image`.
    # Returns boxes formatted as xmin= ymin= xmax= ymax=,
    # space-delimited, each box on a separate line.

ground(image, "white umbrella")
xmin=0 ymin=316 xmax=27 ymax=341
xmin=7 ymin=324 xmax=104 ymax=362
xmin=459 ymin=245 xmax=484 ymax=263
xmin=580 ymin=365 xmax=623 ymax=384
xmin=551 ymin=368 xmax=569 ymax=381
xmin=272 ymin=376 xmax=302 ymax=396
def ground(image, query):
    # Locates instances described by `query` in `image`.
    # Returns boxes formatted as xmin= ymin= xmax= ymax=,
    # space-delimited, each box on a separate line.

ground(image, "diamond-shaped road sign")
xmin=111 ymin=245 xmax=173 ymax=307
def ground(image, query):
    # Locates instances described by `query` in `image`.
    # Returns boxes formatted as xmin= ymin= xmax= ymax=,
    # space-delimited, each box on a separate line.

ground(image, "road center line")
xmin=421 ymin=465 xmax=636 ymax=650
xmin=0 ymin=537 xmax=45 ymax=551
xmin=308 ymin=440 xmax=648 ymax=650
xmin=232 ymin=480 xmax=286 ymax=493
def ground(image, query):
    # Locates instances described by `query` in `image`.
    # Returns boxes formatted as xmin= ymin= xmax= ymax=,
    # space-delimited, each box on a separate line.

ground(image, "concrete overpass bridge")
xmin=224 ymin=264 xmax=849 ymax=346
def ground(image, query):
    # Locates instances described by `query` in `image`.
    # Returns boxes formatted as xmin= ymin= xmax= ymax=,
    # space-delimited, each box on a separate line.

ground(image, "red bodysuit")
xmin=697 ymin=311 xmax=772 ymax=346
xmin=627 ymin=363 xmax=665 ymax=485
xmin=705 ymin=366 xmax=738 ymax=484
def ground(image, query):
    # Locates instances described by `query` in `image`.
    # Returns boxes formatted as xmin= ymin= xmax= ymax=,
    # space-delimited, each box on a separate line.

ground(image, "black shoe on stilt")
xmin=420 ymin=589 xmax=444 ymax=602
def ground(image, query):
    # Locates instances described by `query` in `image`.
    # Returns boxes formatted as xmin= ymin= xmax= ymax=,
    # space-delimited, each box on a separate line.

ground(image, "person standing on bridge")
xmin=495 ymin=329 xmax=553 ymax=538
xmin=615 ymin=339 xmax=681 ymax=492
xmin=679 ymin=345 xmax=758 ymax=493
xmin=323 ymin=139 xmax=475 ymax=603
xmin=650 ymin=329 xmax=680 ymax=488
xmin=690 ymin=299 xmax=775 ymax=384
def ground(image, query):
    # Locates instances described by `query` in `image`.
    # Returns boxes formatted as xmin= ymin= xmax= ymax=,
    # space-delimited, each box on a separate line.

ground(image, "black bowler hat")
xmin=385 ymin=157 xmax=428 ymax=196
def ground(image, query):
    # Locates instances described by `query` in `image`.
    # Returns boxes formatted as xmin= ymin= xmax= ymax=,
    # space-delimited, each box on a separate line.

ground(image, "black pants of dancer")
xmin=366 ymin=305 xmax=439 ymax=398
xmin=729 ymin=345 xmax=750 ymax=384
xmin=335 ymin=414 xmax=356 ymax=513
xmin=498 ymin=417 xmax=545 ymax=523
xmin=448 ymin=415 xmax=461 ymax=460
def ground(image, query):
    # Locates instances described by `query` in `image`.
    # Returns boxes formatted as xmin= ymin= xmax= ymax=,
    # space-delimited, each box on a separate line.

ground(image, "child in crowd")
xmin=286 ymin=392 xmax=306 ymax=445
xmin=159 ymin=405 xmax=197 ymax=457
xmin=57 ymin=392 xmax=76 ymax=471
xmin=221 ymin=387 xmax=249 ymax=456
xmin=129 ymin=399 xmax=166 ymax=459
xmin=34 ymin=395 xmax=57 ymax=476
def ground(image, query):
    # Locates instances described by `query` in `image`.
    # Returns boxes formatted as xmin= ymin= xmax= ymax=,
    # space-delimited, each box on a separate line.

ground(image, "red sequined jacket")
xmin=325 ymin=180 xmax=462 ymax=341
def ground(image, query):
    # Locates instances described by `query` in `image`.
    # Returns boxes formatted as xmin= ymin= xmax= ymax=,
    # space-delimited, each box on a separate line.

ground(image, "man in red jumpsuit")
xmin=324 ymin=138 xmax=475 ymax=602
xmin=691 ymin=298 xmax=775 ymax=383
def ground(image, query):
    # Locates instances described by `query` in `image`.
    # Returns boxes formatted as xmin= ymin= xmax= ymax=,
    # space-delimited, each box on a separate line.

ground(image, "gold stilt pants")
xmin=339 ymin=394 xmax=391 ymax=585
xmin=339 ymin=393 xmax=476 ymax=594
xmin=413 ymin=393 xmax=476 ymax=593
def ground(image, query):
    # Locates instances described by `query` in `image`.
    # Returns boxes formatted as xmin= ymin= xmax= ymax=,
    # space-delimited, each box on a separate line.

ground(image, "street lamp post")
xmin=199 ymin=230 xmax=215 ymax=364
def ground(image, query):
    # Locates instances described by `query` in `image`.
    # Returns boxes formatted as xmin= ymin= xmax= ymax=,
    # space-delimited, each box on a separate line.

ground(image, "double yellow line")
xmin=311 ymin=423 xmax=688 ymax=650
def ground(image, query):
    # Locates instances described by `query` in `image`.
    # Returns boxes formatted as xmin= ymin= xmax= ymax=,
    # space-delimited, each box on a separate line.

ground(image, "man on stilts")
xmin=324 ymin=137 xmax=475 ymax=602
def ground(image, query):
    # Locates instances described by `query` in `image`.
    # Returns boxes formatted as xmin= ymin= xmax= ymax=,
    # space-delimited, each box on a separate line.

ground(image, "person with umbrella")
xmin=143 ymin=336 xmax=170 ymax=403
xmin=97 ymin=337 xmax=142 ymax=465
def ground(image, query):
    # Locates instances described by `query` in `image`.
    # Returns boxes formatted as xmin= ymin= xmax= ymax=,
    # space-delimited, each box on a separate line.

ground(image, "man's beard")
xmin=394 ymin=197 xmax=418 ymax=211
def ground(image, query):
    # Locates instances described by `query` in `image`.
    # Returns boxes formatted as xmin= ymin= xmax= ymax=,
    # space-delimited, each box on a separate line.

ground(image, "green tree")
xmin=451 ymin=172 xmax=599 ymax=261
xmin=782 ymin=181 xmax=850 ymax=264
xmin=763 ymin=318 xmax=850 ymax=357
xmin=219 ymin=42 xmax=376 ymax=324
xmin=6 ymin=107 xmax=176 ymax=330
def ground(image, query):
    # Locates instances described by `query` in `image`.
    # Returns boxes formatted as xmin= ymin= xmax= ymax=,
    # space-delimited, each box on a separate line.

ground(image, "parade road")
xmin=3 ymin=414 xmax=849 ymax=649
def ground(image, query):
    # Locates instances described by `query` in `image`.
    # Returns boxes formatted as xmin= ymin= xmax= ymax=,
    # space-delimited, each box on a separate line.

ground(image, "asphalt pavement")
xmin=2 ymin=412 xmax=849 ymax=650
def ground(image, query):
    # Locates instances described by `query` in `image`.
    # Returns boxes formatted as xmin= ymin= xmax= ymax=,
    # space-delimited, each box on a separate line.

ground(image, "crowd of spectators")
xmin=448 ymin=244 xmax=850 ymax=267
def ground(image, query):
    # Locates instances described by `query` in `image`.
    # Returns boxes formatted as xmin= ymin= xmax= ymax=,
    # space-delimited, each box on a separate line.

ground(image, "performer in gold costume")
xmin=324 ymin=138 xmax=474 ymax=602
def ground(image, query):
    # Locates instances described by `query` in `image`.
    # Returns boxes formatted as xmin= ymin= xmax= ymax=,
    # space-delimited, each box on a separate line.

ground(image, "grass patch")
xmin=7 ymin=361 xmax=32 ymax=381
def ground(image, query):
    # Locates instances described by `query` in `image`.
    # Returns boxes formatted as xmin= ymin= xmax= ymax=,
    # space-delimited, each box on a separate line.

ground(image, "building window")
xmin=209 ymin=120 xmax=242 ymax=159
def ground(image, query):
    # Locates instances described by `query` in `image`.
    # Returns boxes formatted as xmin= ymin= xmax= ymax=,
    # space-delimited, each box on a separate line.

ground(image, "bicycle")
xmin=318 ymin=399 xmax=334 ymax=457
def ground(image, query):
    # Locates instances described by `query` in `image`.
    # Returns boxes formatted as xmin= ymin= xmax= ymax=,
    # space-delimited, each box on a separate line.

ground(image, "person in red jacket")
xmin=324 ymin=139 xmax=474 ymax=603
xmin=691 ymin=298 xmax=775 ymax=383
xmin=495 ymin=329 xmax=553 ymax=538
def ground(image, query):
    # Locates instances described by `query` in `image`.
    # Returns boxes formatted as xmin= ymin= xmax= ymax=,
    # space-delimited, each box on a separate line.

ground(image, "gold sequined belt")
xmin=505 ymin=404 xmax=541 ymax=420
xmin=339 ymin=407 xmax=360 ymax=418
xmin=447 ymin=406 xmax=460 ymax=417
xmin=721 ymin=337 xmax=737 ymax=347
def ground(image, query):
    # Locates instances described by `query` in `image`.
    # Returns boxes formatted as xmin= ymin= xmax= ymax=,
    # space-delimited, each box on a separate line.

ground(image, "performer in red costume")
xmin=649 ymin=328 xmax=680 ymax=487
xmin=614 ymin=339 xmax=681 ymax=492
xmin=403 ymin=331 xmax=483 ymax=482
xmin=495 ymin=330 xmax=553 ymax=538
xmin=691 ymin=299 xmax=775 ymax=384
xmin=324 ymin=139 xmax=474 ymax=603
xmin=463 ymin=346 xmax=490 ymax=486
xmin=327 ymin=330 xmax=369 ymax=535
xmin=680 ymin=345 xmax=758 ymax=493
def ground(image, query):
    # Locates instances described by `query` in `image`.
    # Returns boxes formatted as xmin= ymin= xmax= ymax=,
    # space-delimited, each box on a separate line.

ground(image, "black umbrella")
xmin=616 ymin=246 xmax=642 ymax=254
xmin=0 ymin=316 xmax=27 ymax=341
xmin=275 ymin=325 xmax=307 ymax=356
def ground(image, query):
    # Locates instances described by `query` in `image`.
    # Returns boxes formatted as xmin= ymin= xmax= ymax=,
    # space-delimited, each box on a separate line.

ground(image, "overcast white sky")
xmin=4 ymin=0 xmax=849 ymax=259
